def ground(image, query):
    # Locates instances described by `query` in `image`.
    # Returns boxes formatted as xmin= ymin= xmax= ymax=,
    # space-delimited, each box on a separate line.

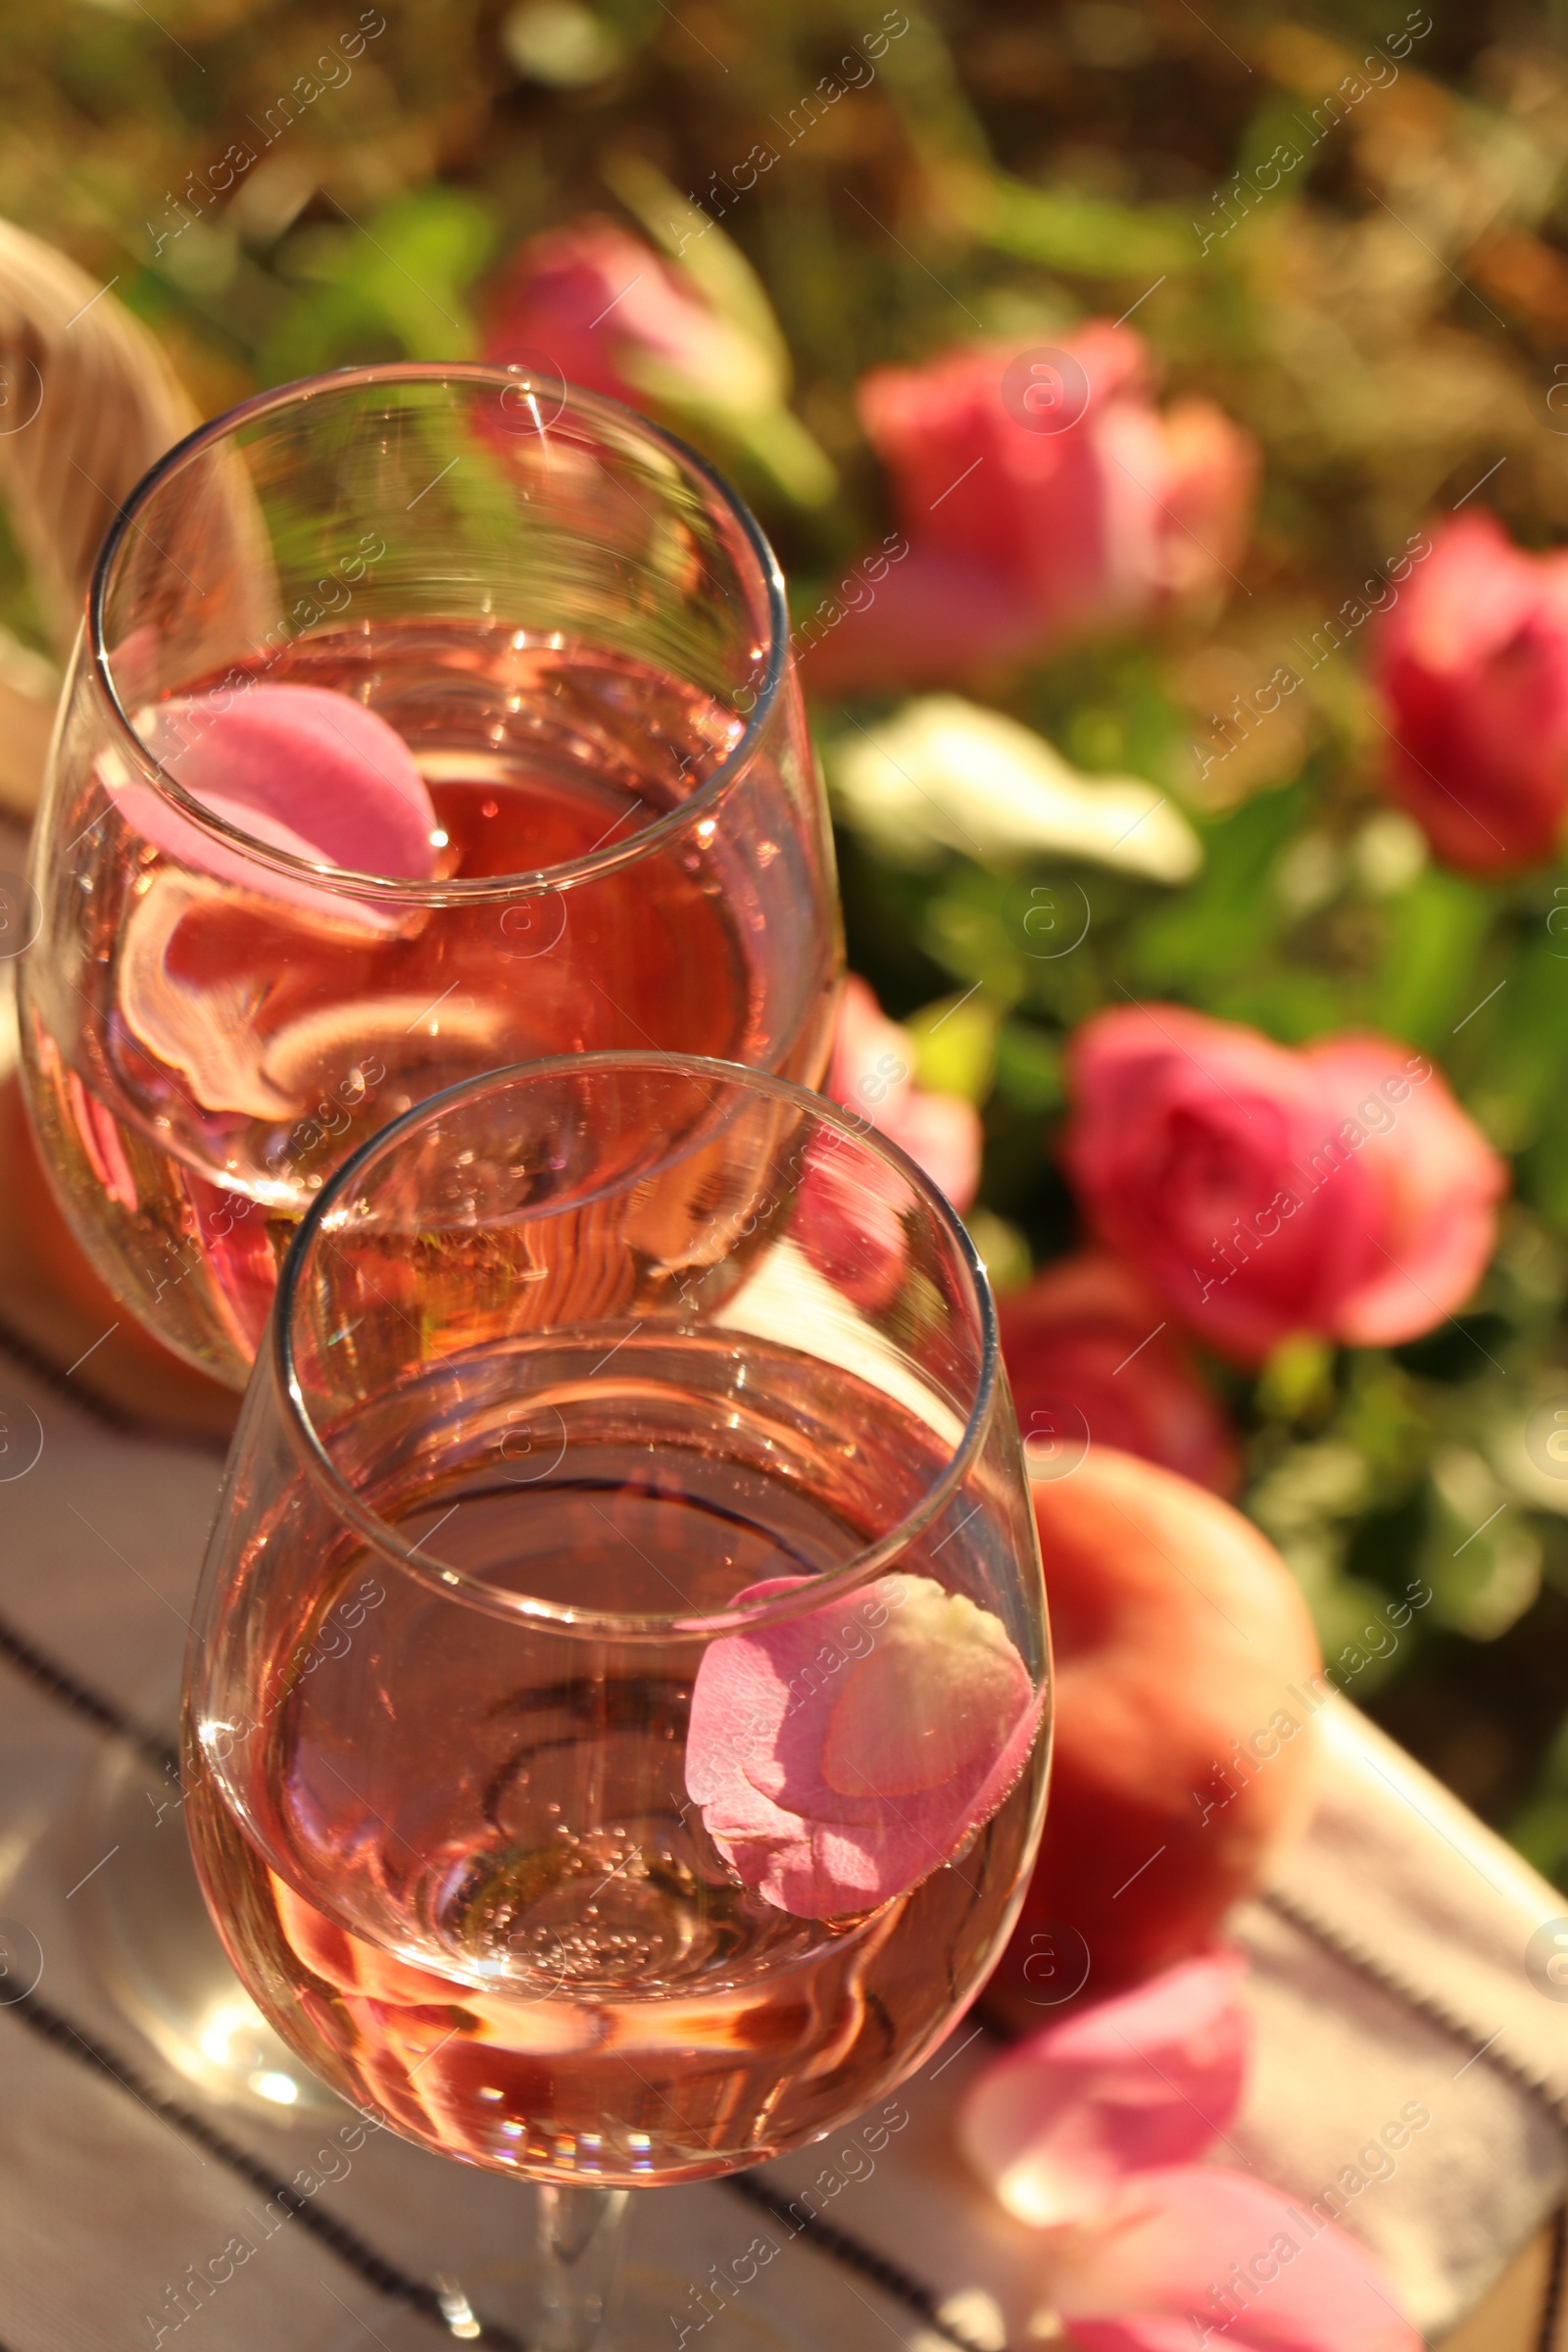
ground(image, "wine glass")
xmin=182 ymin=1053 xmax=1051 ymax=2348
xmin=17 ymin=364 xmax=839 ymax=2114
xmin=20 ymin=362 xmax=838 ymax=1393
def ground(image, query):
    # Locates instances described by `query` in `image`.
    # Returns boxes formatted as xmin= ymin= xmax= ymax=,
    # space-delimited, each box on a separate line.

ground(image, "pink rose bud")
xmin=808 ymin=324 xmax=1256 ymax=693
xmin=1062 ymin=1004 xmax=1505 ymax=1366
xmin=482 ymin=216 xmax=763 ymax=416
xmin=958 ymin=1950 xmax=1249 ymax=2226
xmin=1373 ymin=509 xmax=1568 ymax=875
xmin=685 ymin=1572 xmax=1039 ymax=1919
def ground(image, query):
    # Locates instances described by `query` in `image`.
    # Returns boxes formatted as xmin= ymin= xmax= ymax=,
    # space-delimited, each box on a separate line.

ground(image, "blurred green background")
xmin=7 ymin=0 xmax=1568 ymax=1883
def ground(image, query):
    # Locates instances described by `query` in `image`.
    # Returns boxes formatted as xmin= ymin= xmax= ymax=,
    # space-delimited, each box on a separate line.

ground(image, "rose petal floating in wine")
xmin=119 ymin=871 xmax=297 ymax=1119
xmin=1037 ymin=2165 xmax=1421 ymax=2352
xmin=260 ymin=994 xmax=514 ymax=1102
xmin=110 ymin=682 xmax=440 ymax=934
xmin=67 ymin=1067 xmax=140 ymax=1212
xmin=119 ymin=868 xmax=521 ymax=1123
xmin=958 ymin=1950 xmax=1249 ymax=2226
xmin=686 ymin=1570 xmax=1039 ymax=1919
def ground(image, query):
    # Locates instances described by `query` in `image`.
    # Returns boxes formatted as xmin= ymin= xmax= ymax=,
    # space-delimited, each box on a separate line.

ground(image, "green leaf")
xmin=1255 ymin=1335 xmax=1336 ymax=1424
xmin=993 ymin=1018 xmax=1064 ymax=1112
xmin=1461 ymin=927 xmax=1568 ymax=1151
xmin=1369 ymin=868 xmax=1494 ymax=1050
xmin=969 ymin=172 xmax=1198 ymax=278
xmin=263 ymin=189 xmax=493 ymax=379
xmin=964 ymin=1206 xmax=1032 ymax=1295
xmin=906 ymin=990 xmax=1000 ymax=1102
xmin=602 ymin=153 xmax=837 ymax=504
xmin=1420 ymin=1451 xmax=1542 ymax=1642
xmin=1129 ymin=785 xmax=1304 ymax=1001
xmin=604 ymin=152 xmax=790 ymax=371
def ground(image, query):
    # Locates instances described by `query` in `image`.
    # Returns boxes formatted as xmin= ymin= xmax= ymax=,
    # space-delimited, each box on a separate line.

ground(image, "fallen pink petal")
xmin=686 ymin=1571 xmax=1039 ymax=1919
xmin=958 ymin=1950 xmax=1250 ymax=2225
xmin=1037 ymin=2165 xmax=1421 ymax=2352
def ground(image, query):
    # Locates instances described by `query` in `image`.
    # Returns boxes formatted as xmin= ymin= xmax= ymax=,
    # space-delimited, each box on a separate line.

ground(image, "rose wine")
xmin=22 ymin=623 xmax=835 ymax=1381
xmin=183 ymin=1332 xmax=1042 ymax=2185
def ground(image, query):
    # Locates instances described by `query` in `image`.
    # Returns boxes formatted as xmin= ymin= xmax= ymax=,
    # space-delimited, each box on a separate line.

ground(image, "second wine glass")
xmin=183 ymin=1053 xmax=1051 ymax=2347
xmin=21 ymin=364 xmax=838 ymax=1389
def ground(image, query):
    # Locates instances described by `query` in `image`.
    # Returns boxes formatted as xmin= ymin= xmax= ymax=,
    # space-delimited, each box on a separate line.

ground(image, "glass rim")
xmin=271 ymin=1051 xmax=1002 ymax=1642
xmin=87 ymin=363 xmax=791 ymax=906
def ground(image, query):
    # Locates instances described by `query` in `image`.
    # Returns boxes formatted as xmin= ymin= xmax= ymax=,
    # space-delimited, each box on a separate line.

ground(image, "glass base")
xmin=75 ymin=1738 xmax=341 ymax=2119
xmin=328 ymin=2265 xmax=805 ymax=2351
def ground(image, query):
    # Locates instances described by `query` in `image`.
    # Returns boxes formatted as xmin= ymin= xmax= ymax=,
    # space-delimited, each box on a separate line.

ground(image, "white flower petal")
xmin=830 ymin=696 xmax=1201 ymax=884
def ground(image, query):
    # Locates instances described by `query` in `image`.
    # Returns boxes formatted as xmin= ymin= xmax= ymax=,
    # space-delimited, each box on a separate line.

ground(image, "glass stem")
xmin=533 ymin=2182 xmax=631 ymax=2351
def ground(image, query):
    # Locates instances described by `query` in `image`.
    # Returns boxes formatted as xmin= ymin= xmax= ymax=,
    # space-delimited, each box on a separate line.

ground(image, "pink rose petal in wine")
xmin=118 ymin=872 xmax=299 ymax=1118
xmin=110 ymin=683 xmax=439 ymax=934
xmin=63 ymin=1061 xmax=140 ymax=1213
xmin=686 ymin=1571 xmax=1039 ymax=1919
xmin=1038 ymin=2166 xmax=1421 ymax=2352
xmin=958 ymin=1951 xmax=1249 ymax=2226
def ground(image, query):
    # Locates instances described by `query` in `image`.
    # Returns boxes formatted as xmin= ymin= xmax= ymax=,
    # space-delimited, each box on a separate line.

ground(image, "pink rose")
xmin=482 ymin=216 xmax=767 ymax=416
xmin=1373 ymin=510 xmax=1568 ymax=875
xmin=999 ymin=1252 xmax=1239 ymax=1495
xmin=988 ymin=1450 xmax=1320 ymax=2018
xmin=807 ymin=324 xmax=1256 ymax=693
xmin=827 ymin=975 xmax=981 ymax=1211
xmin=1062 ymin=1005 xmax=1506 ymax=1366
xmin=684 ymin=1571 xmax=1039 ymax=1919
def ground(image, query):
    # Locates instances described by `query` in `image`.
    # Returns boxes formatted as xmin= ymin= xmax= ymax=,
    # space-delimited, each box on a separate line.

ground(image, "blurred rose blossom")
xmin=1062 ymin=1004 xmax=1506 ymax=1366
xmin=1000 ymin=1252 xmax=1239 ymax=1494
xmin=808 ymin=323 xmax=1257 ymax=692
xmin=481 ymin=214 xmax=834 ymax=501
xmin=828 ymin=974 xmax=982 ymax=1211
xmin=1373 ymin=510 xmax=1568 ymax=876
xmin=483 ymin=216 xmax=775 ymax=409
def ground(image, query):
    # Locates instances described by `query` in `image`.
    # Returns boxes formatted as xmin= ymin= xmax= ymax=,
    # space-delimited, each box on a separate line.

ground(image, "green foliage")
xmin=975 ymin=176 xmax=1197 ymax=278
xmin=262 ymin=190 xmax=493 ymax=379
xmin=1514 ymin=1711 xmax=1568 ymax=1886
xmin=1131 ymin=787 xmax=1307 ymax=999
xmin=1372 ymin=871 xmax=1496 ymax=1051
